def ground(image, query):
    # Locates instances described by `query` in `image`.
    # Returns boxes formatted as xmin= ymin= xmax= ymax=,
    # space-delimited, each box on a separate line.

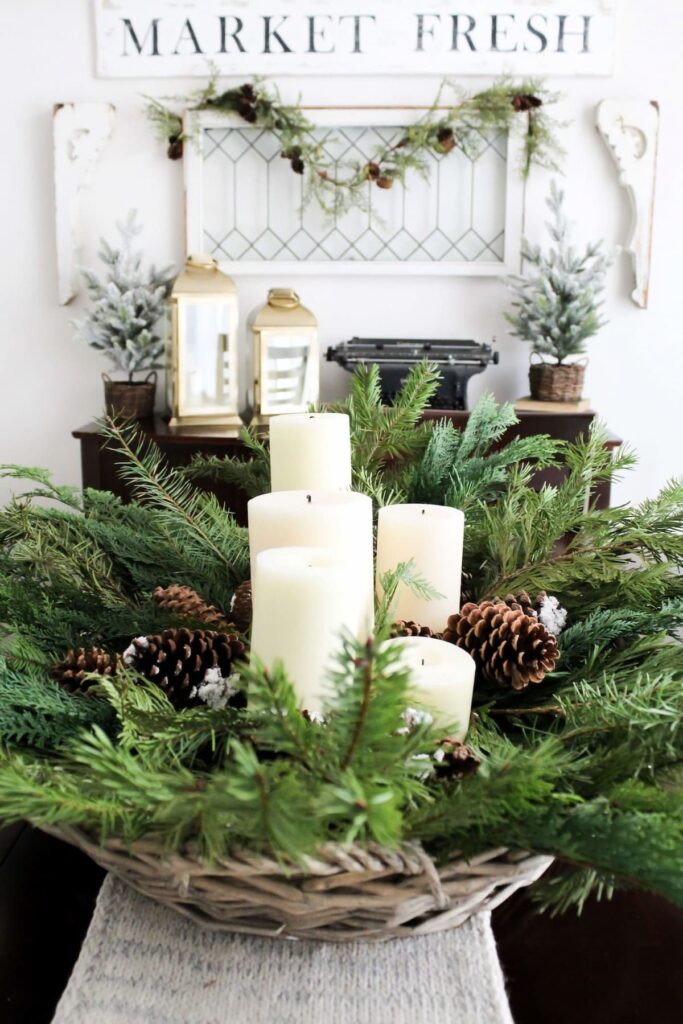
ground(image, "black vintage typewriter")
xmin=326 ymin=337 xmax=499 ymax=410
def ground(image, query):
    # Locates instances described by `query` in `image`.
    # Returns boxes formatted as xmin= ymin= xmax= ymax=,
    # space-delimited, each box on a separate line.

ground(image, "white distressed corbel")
xmin=596 ymin=98 xmax=660 ymax=308
xmin=53 ymin=101 xmax=115 ymax=305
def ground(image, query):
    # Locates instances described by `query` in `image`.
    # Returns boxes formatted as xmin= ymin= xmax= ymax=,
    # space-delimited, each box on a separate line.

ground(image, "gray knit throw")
xmin=53 ymin=875 xmax=513 ymax=1024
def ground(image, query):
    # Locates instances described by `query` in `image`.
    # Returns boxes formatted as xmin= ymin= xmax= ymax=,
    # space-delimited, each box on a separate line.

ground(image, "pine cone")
xmin=443 ymin=598 xmax=559 ymax=690
xmin=501 ymin=591 xmax=538 ymax=616
xmin=153 ymin=584 xmax=230 ymax=629
xmin=436 ymin=126 xmax=456 ymax=153
xmin=53 ymin=647 xmax=118 ymax=695
xmin=376 ymin=175 xmax=394 ymax=190
xmin=433 ymin=737 xmax=480 ymax=779
xmin=390 ymin=620 xmax=441 ymax=639
xmin=167 ymin=135 xmax=184 ymax=160
xmin=511 ymin=94 xmax=543 ymax=112
xmin=230 ymin=580 xmax=252 ymax=631
xmin=126 ymin=628 xmax=247 ymax=710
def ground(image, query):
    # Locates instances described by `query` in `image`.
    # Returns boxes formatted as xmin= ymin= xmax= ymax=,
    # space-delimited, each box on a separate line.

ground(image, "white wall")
xmin=1 ymin=0 xmax=682 ymax=506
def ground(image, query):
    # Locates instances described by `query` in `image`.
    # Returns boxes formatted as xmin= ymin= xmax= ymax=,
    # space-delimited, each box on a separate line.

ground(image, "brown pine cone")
xmin=433 ymin=737 xmax=480 ymax=779
xmin=153 ymin=584 xmax=230 ymax=629
xmin=391 ymin=620 xmax=441 ymax=639
xmin=443 ymin=598 xmax=559 ymax=690
xmin=376 ymin=175 xmax=394 ymax=190
xmin=125 ymin=628 xmax=247 ymax=710
xmin=436 ymin=126 xmax=456 ymax=153
xmin=512 ymin=94 xmax=543 ymax=112
xmin=167 ymin=135 xmax=184 ymax=160
xmin=366 ymin=161 xmax=381 ymax=180
xmin=230 ymin=580 xmax=252 ymax=631
xmin=53 ymin=647 xmax=118 ymax=695
xmin=501 ymin=591 xmax=537 ymax=616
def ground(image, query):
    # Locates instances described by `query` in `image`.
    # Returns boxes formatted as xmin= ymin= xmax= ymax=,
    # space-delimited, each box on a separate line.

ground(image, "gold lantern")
xmin=169 ymin=255 xmax=242 ymax=430
xmin=249 ymin=289 xmax=319 ymax=427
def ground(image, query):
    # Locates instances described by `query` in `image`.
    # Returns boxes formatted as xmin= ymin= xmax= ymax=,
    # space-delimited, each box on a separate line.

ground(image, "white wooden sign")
xmin=94 ymin=0 xmax=616 ymax=78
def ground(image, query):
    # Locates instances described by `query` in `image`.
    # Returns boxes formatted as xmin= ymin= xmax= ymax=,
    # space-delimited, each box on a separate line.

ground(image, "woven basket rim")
xmin=44 ymin=823 xmax=505 ymax=875
xmin=41 ymin=823 xmax=553 ymax=942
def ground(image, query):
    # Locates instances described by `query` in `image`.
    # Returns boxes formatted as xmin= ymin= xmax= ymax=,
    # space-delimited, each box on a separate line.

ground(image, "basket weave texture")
xmin=44 ymin=825 xmax=552 ymax=943
xmin=529 ymin=361 xmax=586 ymax=402
xmin=103 ymin=372 xmax=157 ymax=419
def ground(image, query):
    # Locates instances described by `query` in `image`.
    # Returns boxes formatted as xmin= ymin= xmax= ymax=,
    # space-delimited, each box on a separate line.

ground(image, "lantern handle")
xmin=267 ymin=287 xmax=300 ymax=309
xmin=186 ymin=253 xmax=218 ymax=271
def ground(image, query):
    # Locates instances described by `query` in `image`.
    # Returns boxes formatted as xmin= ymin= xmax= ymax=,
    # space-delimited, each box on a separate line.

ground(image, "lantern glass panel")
xmin=260 ymin=328 xmax=317 ymax=415
xmin=178 ymin=299 xmax=234 ymax=417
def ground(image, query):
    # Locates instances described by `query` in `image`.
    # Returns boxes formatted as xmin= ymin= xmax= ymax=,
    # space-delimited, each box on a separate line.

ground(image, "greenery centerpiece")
xmin=73 ymin=211 xmax=175 ymax=419
xmin=506 ymin=181 xmax=610 ymax=403
xmin=0 ymin=363 xmax=681 ymax=935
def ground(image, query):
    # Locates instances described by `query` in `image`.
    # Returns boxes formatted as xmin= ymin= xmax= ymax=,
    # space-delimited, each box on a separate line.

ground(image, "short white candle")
xmin=384 ymin=635 xmax=475 ymax=738
xmin=250 ymin=547 xmax=363 ymax=713
xmin=269 ymin=413 xmax=352 ymax=492
xmin=375 ymin=503 xmax=464 ymax=632
xmin=248 ymin=489 xmax=374 ymax=632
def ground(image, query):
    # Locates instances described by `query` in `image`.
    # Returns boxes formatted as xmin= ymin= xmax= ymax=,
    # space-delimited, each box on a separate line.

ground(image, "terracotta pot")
xmin=528 ymin=358 xmax=586 ymax=403
xmin=103 ymin=372 xmax=157 ymax=420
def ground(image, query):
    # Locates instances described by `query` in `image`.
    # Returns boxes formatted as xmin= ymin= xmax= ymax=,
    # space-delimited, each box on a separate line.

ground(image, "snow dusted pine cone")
xmin=123 ymin=628 xmax=247 ymax=710
xmin=433 ymin=737 xmax=481 ymax=780
xmin=443 ymin=598 xmax=560 ymax=690
xmin=54 ymin=628 xmax=247 ymax=710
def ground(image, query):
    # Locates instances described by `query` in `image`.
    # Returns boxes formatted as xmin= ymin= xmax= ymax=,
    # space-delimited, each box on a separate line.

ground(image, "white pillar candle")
xmin=251 ymin=547 xmax=363 ymax=713
xmin=375 ymin=504 xmax=464 ymax=632
xmin=384 ymin=636 xmax=475 ymax=738
xmin=248 ymin=489 xmax=374 ymax=632
xmin=269 ymin=412 xmax=352 ymax=492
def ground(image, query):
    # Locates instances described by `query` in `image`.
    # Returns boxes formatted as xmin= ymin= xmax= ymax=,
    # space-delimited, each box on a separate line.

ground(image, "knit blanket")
xmin=53 ymin=875 xmax=513 ymax=1024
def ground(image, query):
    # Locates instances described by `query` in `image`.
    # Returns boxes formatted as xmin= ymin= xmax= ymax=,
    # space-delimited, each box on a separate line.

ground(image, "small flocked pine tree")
xmin=505 ymin=181 xmax=610 ymax=365
xmin=73 ymin=211 xmax=175 ymax=382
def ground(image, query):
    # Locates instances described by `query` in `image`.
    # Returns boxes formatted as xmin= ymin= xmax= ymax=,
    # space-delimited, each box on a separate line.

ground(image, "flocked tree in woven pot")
xmin=73 ymin=211 xmax=175 ymax=419
xmin=506 ymin=181 xmax=610 ymax=403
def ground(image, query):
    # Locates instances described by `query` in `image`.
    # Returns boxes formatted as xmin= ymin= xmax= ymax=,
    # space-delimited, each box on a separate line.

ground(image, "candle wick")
xmin=421 ymin=659 xmax=425 ymax=666
xmin=421 ymin=509 xmax=425 ymax=515
xmin=306 ymin=494 xmax=312 ymax=503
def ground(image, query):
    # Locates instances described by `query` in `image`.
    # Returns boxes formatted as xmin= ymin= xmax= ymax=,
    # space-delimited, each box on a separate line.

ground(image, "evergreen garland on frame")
xmin=0 ymin=362 xmax=681 ymax=916
xmin=144 ymin=74 xmax=563 ymax=217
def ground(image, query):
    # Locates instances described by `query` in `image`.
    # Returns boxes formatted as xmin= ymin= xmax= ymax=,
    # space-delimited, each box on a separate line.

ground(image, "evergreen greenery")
xmin=145 ymin=76 xmax=563 ymax=218
xmin=505 ymin=181 xmax=610 ymax=364
xmin=0 ymin=364 xmax=681 ymax=915
xmin=72 ymin=211 xmax=175 ymax=381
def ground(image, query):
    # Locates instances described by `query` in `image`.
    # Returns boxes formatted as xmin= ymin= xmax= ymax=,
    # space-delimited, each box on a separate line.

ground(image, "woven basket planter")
xmin=529 ymin=359 xmax=586 ymax=403
xmin=103 ymin=372 xmax=157 ymax=419
xmin=44 ymin=825 xmax=552 ymax=943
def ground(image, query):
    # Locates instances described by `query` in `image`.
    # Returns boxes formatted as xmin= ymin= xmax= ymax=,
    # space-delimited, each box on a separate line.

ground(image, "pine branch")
xmin=0 ymin=659 xmax=116 ymax=751
xmin=100 ymin=418 xmax=249 ymax=604
xmin=183 ymin=424 xmax=271 ymax=499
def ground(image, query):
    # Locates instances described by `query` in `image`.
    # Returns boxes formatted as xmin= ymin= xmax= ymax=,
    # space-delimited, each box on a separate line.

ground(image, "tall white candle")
xmin=248 ymin=489 xmax=374 ymax=632
xmin=251 ymin=547 xmax=363 ymax=712
xmin=384 ymin=636 xmax=475 ymax=738
xmin=269 ymin=413 xmax=352 ymax=492
xmin=375 ymin=503 xmax=464 ymax=632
